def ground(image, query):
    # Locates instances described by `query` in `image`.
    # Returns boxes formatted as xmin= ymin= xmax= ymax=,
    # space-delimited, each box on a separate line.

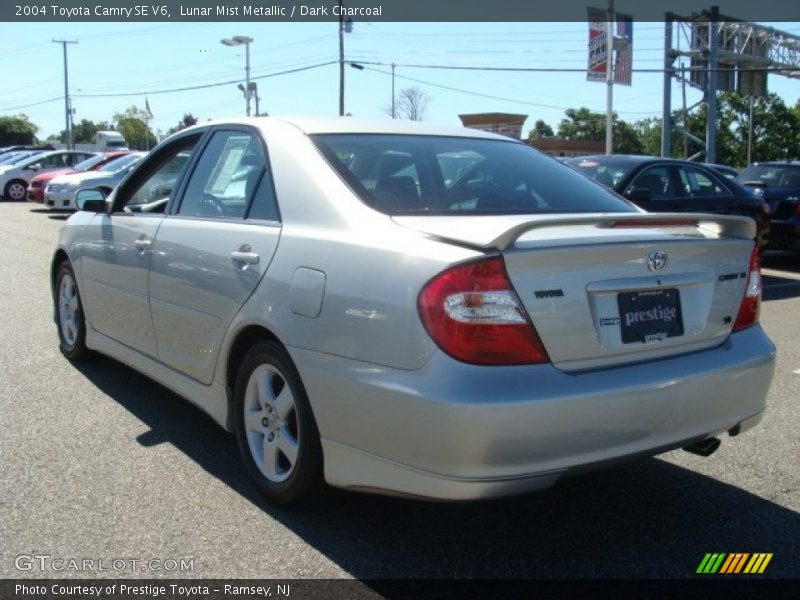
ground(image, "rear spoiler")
xmin=393 ymin=213 xmax=756 ymax=252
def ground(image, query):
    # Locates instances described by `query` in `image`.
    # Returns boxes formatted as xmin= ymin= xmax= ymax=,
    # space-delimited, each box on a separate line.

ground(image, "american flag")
xmin=614 ymin=15 xmax=633 ymax=86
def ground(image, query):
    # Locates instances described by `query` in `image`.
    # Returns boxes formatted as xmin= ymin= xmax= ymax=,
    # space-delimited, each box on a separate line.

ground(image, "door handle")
xmin=133 ymin=238 xmax=151 ymax=252
xmin=230 ymin=251 xmax=260 ymax=265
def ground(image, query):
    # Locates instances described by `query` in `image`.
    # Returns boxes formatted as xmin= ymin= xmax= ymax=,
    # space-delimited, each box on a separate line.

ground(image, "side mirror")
xmin=625 ymin=187 xmax=652 ymax=205
xmin=76 ymin=188 xmax=107 ymax=212
xmin=27 ymin=163 xmax=42 ymax=171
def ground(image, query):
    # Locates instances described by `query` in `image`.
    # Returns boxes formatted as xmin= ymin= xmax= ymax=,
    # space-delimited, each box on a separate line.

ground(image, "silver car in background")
xmin=52 ymin=118 xmax=775 ymax=505
xmin=45 ymin=152 xmax=146 ymax=210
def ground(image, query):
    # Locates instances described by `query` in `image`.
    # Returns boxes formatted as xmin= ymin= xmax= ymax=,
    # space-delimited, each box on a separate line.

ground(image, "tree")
xmin=387 ymin=87 xmax=431 ymax=121
xmin=556 ymin=107 xmax=642 ymax=154
xmin=0 ymin=114 xmax=39 ymax=145
xmin=59 ymin=119 xmax=110 ymax=145
xmin=167 ymin=113 xmax=198 ymax=136
xmin=528 ymin=119 xmax=554 ymax=140
xmin=112 ymin=106 xmax=157 ymax=150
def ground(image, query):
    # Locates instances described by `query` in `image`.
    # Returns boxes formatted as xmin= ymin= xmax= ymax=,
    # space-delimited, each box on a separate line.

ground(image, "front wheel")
xmin=4 ymin=180 xmax=27 ymax=201
xmin=234 ymin=341 xmax=323 ymax=505
xmin=55 ymin=262 xmax=89 ymax=359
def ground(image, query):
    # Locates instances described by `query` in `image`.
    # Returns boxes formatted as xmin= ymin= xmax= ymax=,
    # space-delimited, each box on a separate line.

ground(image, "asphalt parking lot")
xmin=1 ymin=200 xmax=798 ymax=581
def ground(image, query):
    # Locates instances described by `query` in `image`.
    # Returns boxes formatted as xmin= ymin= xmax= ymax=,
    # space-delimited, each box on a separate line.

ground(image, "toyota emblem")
xmin=647 ymin=251 xmax=668 ymax=272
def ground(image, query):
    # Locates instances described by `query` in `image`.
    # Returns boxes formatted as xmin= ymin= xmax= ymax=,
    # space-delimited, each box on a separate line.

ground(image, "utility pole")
xmin=661 ymin=13 xmax=673 ymax=158
xmin=705 ymin=5 xmax=720 ymax=164
xmin=604 ymin=0 xmax=614 ymax=155
xmin=391 ymin=63 xmax=396 ymax=119
xmin=53 ymin=39 xmax=78 ymax=150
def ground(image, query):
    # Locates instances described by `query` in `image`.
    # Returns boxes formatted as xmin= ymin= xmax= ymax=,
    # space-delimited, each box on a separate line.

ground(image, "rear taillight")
xmin=732 ymin=245 xmax=761 ymax=332
xmin=417 ymin=257 xmax=549 ymax=365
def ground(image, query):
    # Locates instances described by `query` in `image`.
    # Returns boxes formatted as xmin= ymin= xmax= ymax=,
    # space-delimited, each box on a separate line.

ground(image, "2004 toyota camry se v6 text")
xmin=51 ymin=118 xmax=776 ymax=504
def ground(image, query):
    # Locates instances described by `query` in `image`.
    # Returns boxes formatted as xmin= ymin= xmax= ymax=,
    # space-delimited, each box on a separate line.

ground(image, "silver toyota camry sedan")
xmin=52 ymin=118 xmax=775 ymax=504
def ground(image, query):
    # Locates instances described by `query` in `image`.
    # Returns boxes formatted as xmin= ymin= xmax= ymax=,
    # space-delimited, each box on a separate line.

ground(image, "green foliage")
xmin=528 ymin=119 xmax=554 ymax=140
xmin=167 ymin=114 xmax=199 ymax=136
xmin=555 ymin=107 xmax=642 ymax=154
xmin=112 ymin=106 xmax=157 ymax=150
xmin=0 ymin=114 xmax=39 ymax=145
xmin=59 ymin=119 xmax=111 ymax=145
xmin=640 ymin=93 xmax=800 ymax=167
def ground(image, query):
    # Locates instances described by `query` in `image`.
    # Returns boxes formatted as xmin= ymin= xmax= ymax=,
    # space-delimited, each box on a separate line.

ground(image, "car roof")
xmin=748 ymin=161 xmax=800 ymax=167
xmin=181 ymin=116 xmax=519 ymax=142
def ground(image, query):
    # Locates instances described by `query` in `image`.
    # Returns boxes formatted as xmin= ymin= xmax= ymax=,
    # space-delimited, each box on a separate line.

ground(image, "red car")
xmin=26 ymin=151 xmax=130 ymax=203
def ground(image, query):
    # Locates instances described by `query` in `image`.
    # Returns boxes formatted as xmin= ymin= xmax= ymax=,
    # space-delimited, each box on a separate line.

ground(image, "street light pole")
xmin=338 ymin=0 xmax=345 ymax=116
xmin=221 ymin=36 xmax=254 ymax=117
xmin=605 ymin=0 xmax=615 ymax=155
xmin=244 ymin=40 xmax=251 ymax=116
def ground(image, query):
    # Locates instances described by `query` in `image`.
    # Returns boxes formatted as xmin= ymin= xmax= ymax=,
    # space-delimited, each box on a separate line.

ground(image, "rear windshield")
xmin=738 ymin=164 xmax=800 ymax=188
xmin=312 ymin=134 xmax=637 ymax=216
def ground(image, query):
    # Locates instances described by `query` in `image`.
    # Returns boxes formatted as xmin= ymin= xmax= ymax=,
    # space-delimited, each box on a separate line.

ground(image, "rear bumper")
xmin=291 ymin=326 xmax=775 ymax=500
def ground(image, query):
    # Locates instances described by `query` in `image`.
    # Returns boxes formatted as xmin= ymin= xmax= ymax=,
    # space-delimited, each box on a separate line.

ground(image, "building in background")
xmin=528 ymin=138 xmax=605 ymax=157
xmin=458 ymin=113 xmax=528 ymax=140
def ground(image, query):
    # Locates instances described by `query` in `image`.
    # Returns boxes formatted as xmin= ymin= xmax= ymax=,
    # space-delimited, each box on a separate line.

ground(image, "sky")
xmin=2 ymin=20 xmax=799 ymax=141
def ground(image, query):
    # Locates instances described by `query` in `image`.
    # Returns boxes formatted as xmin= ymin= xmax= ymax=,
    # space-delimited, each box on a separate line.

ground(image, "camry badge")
xmin=647 ymin=251 xmax=668 ymax=272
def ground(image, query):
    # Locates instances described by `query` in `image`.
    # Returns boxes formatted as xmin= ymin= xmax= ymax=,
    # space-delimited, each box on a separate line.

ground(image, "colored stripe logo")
xmin=697 ymin=553 xmax=773 ymax=574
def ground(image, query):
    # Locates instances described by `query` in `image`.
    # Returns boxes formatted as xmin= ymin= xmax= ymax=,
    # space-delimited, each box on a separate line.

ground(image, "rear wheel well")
xmin=225 ymin=325 xmax=282 ymax=428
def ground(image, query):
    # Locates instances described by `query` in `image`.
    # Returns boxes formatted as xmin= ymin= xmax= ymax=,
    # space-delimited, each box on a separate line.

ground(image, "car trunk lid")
xmin=395 ymin=213 xmax=756 ymax=371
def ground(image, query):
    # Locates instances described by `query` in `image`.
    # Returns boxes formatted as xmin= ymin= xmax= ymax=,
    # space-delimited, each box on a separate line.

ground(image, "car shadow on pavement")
xmin=71 ymin=354 xmax=799 ymax=580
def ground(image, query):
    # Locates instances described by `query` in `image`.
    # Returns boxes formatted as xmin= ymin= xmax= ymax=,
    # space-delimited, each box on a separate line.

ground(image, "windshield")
xmin=313 ymin=135 xmax=636 ymax=216
xmin=17 ymin=152 xmax=55 ymax=168
xmin=0 ymin=152 xmax=35 ymax=165
xmin=99 ymin=153 xmax=143 ymax=172
xmin=71 ymin=154 xmax=108 ymax=171
xmin=738 ymin=164 xmax=800 ymax=188
xmin=563 ymin=157 xmax=635 ymax=189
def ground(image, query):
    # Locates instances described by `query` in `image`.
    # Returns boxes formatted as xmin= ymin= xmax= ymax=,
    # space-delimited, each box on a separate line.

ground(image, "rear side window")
xmin=313 ymin=134 xmax=637 ymax=216
xmin=179 ymin=131 xmax=265 ymax=219
xmin=739 ymin=165 xmax=800 ymax=188
xmin=677 ymin=166 xmax=731 ymax=198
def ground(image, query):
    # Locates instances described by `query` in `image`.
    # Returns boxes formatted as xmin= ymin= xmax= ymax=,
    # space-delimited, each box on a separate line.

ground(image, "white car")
xmin=0 ymin=151 xmax=96 ymax=201
xmin=45 ymin=152 xmax=145 ymax=210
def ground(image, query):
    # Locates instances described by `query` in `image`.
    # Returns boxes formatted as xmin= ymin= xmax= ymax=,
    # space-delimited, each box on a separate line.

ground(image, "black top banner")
xmin=2 ymin=0 xmax=799 ymax=22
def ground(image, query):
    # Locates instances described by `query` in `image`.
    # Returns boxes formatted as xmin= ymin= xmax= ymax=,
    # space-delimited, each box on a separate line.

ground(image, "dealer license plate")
xmin=617 ymin=289 xmax=684 ymax=344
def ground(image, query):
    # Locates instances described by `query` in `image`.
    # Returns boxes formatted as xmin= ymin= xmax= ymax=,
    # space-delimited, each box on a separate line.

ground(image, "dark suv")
xmin=737 ymin=162 xmax=800 ymax=252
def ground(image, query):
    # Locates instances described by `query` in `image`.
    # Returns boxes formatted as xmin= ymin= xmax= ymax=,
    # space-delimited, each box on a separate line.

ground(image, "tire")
xmin=55 ymin=262 xmax=89 ymax=359
xmin=4 ymin=179 xmax=27 ymax=201
xmin=234 ymin=341 xmax=323 ymax=505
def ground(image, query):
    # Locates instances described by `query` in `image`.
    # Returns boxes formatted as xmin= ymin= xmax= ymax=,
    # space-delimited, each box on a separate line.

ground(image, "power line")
xmin=72 ymin=61 xmax=336 ymax=98
xmin=0 ymin=96 xmax=63 ymax=112
xmin=359 ymin=65 xmax=660 ymax=117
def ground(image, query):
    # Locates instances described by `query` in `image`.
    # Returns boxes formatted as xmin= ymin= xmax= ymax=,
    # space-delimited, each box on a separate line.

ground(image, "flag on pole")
xmin=614 ymin=14 xmax=633 ymax=86
xmin=145 ymin=97 xmax=153 ymax=119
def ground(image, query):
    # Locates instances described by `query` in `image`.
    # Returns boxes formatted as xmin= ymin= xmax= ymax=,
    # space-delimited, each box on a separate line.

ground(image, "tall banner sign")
xmin=614 ymin=14 xmax=633 ymax=85
xmin=587 ymin=7 xmax=633 ymax=85
xmin=587 ymin=7 xmax=607 ymax=82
